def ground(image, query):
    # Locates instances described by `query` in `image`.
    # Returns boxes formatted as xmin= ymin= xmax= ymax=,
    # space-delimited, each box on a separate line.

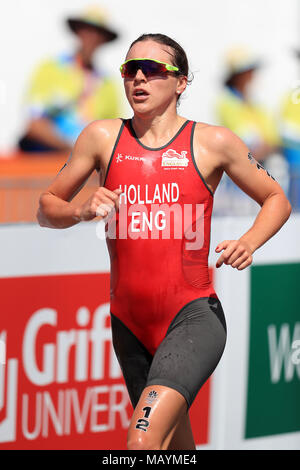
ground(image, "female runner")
xmin=37 ymin=33 xmax=291 ymax=450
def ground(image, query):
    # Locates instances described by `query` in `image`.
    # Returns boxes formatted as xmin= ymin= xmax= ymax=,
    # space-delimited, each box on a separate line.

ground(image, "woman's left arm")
xmin=213 ymin=127 xmax=292 ymax=270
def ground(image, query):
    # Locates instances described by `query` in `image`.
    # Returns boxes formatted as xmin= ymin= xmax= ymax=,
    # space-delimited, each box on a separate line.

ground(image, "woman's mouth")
xmin=133 ymin=89 xmax=149 ymax=100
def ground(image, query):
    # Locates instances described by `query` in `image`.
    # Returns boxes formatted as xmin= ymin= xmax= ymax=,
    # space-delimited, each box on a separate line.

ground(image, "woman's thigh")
xmin=110 ymin=313 xmax=195 ymax=450
xmin=111 ymin=297 xmax=227 ymax=448
xmin=146 ymin=296 xmax=227 ymax=408
xmin=127 ymin=384 xmax=188 ymax=450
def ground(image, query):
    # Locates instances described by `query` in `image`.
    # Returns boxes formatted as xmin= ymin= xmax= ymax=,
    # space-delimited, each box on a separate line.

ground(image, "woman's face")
xmin=123 ymin=40 xmax=187 ymax=117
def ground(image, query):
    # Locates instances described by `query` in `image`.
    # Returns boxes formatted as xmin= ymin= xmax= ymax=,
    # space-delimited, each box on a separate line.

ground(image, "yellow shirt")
xmin=24 ymin=53 xmax=121 ymax=143
xmin=279 ymin=90 xmax=300 ymax=149
xmin=216 ymin=87 xmax=280 ymax=149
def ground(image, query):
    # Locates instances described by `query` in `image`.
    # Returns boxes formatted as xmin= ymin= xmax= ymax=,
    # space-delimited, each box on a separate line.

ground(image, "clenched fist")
xmin=77 ymin=187 xmax=122 ymax=221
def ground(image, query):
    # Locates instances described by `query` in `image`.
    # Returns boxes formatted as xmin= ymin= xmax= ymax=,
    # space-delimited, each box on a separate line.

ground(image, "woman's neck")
xmin=131 ymin=111 xmax=187 ymax=148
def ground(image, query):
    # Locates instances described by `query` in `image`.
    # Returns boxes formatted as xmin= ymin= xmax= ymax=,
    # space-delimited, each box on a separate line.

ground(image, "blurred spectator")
xmin=215 ymin=46 xmax=288 ymax=215
xmin=278 ymin=49 xmax=300 ymax=211
xmin=18 ymin=5 xmax=121 ymax=153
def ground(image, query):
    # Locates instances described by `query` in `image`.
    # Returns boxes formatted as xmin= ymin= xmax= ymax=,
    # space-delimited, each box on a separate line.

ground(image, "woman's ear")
xmin=176 ymin=75 xmax=188 ymax=96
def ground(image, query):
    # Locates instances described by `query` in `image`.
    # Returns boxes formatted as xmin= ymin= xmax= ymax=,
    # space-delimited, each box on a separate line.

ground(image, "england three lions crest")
xmin=161 ymin=149 xmax=189 ymax=167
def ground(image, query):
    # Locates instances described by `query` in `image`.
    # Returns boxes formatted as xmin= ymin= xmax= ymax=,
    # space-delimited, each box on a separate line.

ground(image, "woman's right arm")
xmin=37 ymin=120 xmax=122 ymax=229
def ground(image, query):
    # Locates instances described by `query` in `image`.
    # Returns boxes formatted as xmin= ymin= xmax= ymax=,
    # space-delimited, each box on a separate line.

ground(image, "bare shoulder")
xmin=77 ymin=118 xmax=123 ymax=147
xmin=194 ymin=122 xmax=238 ymax=150
xmin=193 ymin=122 xmax=244 ymax=167
xmin=71 ymin=119 xmax=124 ymax=171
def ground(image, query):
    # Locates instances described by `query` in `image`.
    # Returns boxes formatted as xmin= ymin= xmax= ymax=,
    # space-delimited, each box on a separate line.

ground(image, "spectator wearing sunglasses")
xmin=18 ymin=6 xmax=121 ymax=153
xmin=37 ymin=33 xmax=291 ymax=449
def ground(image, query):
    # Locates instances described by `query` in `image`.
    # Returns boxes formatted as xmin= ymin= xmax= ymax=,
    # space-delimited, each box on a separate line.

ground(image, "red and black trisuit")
xmin=104 ymin=119 xmax=226 ymax=408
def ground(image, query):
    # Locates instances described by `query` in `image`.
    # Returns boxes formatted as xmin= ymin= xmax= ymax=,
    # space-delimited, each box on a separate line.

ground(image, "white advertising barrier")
xmin=0 ymin=215 xmax=299 ymax=449
xmin=210 ymin=213 xmax=300 ymax=450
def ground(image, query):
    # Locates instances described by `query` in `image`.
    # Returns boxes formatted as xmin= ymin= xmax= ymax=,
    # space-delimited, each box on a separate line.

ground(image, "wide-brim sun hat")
xmin=66 ymin=5 xmax=118 ymax=43
xmin=223 ymin=46 xmax=261 ymax=82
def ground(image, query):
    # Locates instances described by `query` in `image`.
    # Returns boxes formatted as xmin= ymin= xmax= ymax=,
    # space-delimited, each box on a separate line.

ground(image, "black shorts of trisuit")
xmin=110 ymin=297 xmax=227 ymax=410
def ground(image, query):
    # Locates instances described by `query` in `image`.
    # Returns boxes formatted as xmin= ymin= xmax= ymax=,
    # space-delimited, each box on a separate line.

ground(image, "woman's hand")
xmin=76 ymin=187 xmax=122 ymax=221
xmin=215 ymin=239 xmax=253 ymax=270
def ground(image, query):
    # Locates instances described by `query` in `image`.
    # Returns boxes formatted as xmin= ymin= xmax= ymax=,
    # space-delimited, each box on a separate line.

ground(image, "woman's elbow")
xmin=262 ymin=190 xmax=292 ymax=222
xmin=36 ymin=207 xmax=46 ymax=227
xmin=285 ymin=198 xmax=292 ymax=220
xmin=277 ymin=192 xmax=292 ymax=222
xmin=36 ymin=193 xmax=50 ymax=227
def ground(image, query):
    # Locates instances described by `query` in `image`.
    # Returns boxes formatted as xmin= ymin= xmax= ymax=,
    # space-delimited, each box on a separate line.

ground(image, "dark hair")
xmin=128 ymin=33 xmax=193 ymax=104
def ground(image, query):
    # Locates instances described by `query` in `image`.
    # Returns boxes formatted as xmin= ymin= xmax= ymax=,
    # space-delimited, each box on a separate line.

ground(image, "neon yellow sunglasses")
xmin=120 ymin=58 xmax=179 ymax=78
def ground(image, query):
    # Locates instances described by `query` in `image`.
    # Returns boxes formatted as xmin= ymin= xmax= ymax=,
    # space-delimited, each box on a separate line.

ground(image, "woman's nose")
xmin=134 ymin=68 xmax=146 ymax=81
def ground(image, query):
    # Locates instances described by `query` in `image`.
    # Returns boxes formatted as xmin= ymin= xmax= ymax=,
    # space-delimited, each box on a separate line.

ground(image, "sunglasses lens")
xmin=122 ymin=60 xmax=166 ymax=78
xmin=143 ymin=61 xmax=166 ymax=75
